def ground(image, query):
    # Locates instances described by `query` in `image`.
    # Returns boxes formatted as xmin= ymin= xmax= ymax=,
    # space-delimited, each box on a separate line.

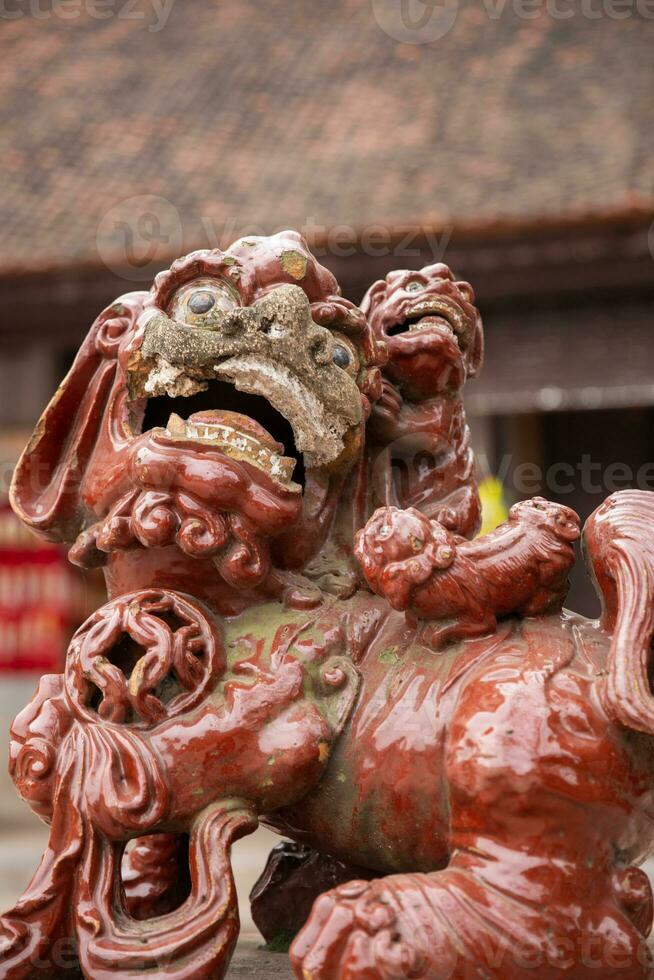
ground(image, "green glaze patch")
xmin=379 ymin=646 xmax=402 ymax=666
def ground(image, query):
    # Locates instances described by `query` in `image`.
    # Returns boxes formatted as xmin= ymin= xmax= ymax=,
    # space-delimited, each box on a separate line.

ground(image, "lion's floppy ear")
xmin=10 ymin=293 xmax=146 ymax=543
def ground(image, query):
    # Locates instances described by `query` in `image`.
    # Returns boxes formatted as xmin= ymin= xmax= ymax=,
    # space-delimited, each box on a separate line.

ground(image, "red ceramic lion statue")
xmin=362 ymin=261 xmax=483 ymax=538
xmin=2 ymin=232 xmax=654 ymax=980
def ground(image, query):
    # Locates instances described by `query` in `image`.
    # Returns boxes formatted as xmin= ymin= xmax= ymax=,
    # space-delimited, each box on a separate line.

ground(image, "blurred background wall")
xmin=0 ymin=0 xmax=652 ymax=938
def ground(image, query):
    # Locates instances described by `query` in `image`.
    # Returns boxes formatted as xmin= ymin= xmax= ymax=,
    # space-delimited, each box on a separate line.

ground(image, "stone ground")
xmin=229 ymin=943 xmax=294 ymax=977
xmin=2 ymin=680 xmax=654 ymax=978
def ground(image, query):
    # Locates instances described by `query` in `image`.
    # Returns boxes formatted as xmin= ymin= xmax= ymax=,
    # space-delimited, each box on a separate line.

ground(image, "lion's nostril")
xmin=259 ymin=314 xmax=277 ymax=336
xmin=219 ymin=311 xmax=241 ymax=336
xmin=310 ymin=335 xmax=331 ymax=365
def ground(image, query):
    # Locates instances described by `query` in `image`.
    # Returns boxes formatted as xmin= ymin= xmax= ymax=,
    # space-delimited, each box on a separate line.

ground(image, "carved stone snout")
xmin=127 ymin=284 xmax=363 ymax=470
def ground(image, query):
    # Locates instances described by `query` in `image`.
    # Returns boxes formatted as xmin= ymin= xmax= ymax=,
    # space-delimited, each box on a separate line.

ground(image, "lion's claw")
xmin=290 ymin=876 xmax=434 ymax=980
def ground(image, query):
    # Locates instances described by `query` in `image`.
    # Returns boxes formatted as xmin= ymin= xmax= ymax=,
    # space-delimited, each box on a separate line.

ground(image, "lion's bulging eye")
xmin=406 ymin=281 xmax=424 ymax=293
xmin=330 ymin=334 xmax=359 ymax=376
xmin=170 ymin=278 xmax=240 ymax=326
xmin=332 ymin=344 xmax=352 ymax=369
xmin=188 ymin=291 xmax=216 ymax=314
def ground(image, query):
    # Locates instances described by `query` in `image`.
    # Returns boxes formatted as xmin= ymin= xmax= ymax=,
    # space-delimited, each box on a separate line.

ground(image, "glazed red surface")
xmin=3 ymin=237 xmax=654 ymax=980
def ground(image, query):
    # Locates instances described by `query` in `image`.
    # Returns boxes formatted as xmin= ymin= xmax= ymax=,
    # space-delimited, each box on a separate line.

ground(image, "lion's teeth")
xmin=163 ymin=414 xmax=295 ymax=484
xmin=408 ymin=318 xmax=456 ymax=340
xmin=165 ymin=413 xmax=187 ymax=437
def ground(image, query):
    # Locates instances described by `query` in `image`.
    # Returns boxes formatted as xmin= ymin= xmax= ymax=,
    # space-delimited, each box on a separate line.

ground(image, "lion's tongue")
xmin=165 ymin=410 xmax=297 ymax=486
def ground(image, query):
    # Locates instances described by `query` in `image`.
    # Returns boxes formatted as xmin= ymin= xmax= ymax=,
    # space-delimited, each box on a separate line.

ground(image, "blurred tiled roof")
xmin=0 ymin=0 xmax=652 ymax=277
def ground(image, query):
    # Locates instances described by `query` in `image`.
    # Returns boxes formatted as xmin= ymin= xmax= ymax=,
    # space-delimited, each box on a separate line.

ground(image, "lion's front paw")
xmin=290 ymin=874 xmax=453 ymax=980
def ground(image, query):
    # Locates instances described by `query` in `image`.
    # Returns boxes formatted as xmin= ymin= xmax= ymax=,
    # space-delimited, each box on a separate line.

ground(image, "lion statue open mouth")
xmin=4 ymin=233 xmax=654 ymax=980
xmin=12 ymin=231 xmax=384 ymax=608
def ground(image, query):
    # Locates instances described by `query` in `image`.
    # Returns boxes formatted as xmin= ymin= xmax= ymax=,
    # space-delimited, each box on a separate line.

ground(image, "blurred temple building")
xmin=0 ymin=1 xmax=653 ymax=617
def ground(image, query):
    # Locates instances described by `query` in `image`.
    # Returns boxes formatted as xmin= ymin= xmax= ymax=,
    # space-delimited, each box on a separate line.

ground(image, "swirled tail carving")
xmin=0 ymin=732 xmax=82 ymax=979
xmin=76 ymin=802 xmax=257 ymax=980
xmin=585 ymin=489 xmax=654 ymax=734
xmin=0 ymin=589 xmax=257 ymax=979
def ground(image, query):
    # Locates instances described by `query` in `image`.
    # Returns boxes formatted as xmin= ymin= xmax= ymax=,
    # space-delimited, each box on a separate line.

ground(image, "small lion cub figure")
xmin=355 ymin=497 xmax=580 ymax=647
